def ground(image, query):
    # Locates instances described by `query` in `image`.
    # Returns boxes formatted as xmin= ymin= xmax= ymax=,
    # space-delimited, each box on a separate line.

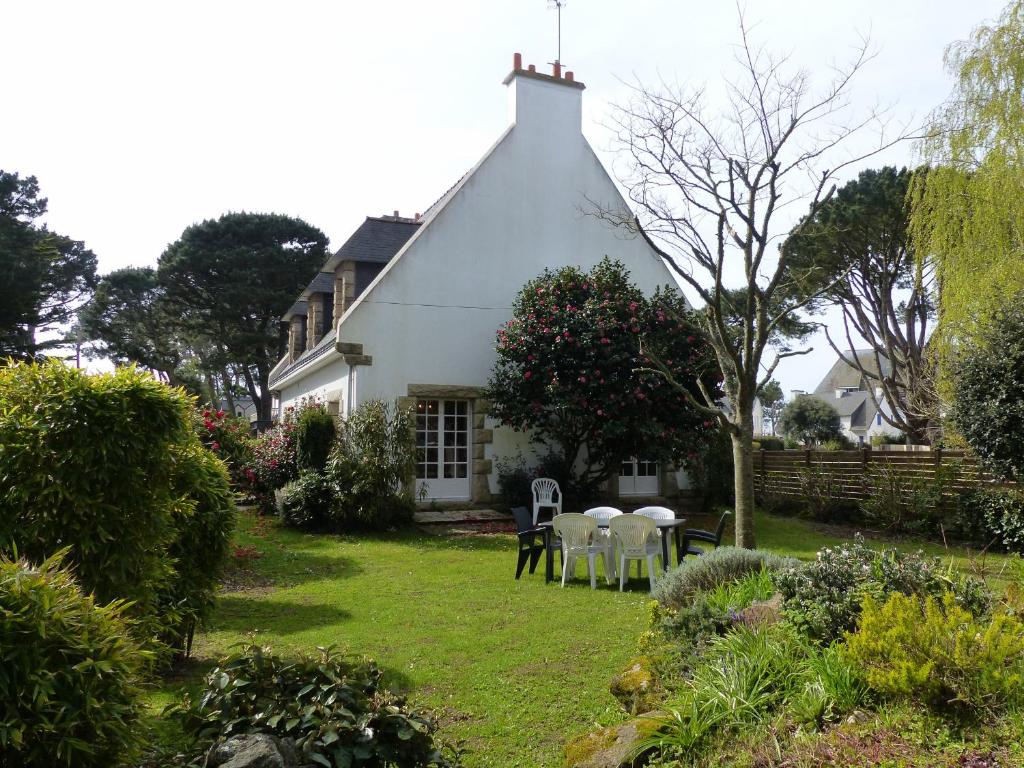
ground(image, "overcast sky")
xmin=1 ymin=0 xmax=1007 ymax=395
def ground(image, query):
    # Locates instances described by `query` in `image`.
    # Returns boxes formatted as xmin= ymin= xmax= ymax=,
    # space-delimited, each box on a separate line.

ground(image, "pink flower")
xmin=524 ymin=371 xmax=532 ymax=379
xmin=212 ymin=441 xmax=221 ymax=451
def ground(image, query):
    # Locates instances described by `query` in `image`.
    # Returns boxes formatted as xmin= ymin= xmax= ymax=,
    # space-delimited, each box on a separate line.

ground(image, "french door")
xmin=619 ymin=457 xmax=659 ymax=496
xmin=415 ymin=398 xmax=471 ymax=500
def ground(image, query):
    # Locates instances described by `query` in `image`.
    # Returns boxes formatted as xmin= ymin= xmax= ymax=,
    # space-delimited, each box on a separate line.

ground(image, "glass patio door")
xmin=619 ymin=457 xmax=659 ymax=496
xmin=415 ymin=398 xmax=471 ymax=500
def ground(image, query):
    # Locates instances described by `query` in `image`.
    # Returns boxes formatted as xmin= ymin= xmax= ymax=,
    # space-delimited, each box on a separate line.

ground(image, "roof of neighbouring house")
xmin=813 ymin=349 xmax=893 ymax=394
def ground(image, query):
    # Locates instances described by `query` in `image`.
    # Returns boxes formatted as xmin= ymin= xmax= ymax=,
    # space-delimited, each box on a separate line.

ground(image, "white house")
xmin=268 ymin=54 xmax=684 ymax=503
xmin=806 ymin=350 xmax=899 ymax=445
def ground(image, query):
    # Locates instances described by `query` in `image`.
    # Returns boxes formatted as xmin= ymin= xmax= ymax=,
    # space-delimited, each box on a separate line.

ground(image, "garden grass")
xmin=147 ymin=508 xmax=1021 ymax=767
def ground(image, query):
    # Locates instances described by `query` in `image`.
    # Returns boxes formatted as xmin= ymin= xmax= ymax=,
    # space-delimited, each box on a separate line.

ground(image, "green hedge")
xmin=0 ymin=552 xmax=146 ymax=767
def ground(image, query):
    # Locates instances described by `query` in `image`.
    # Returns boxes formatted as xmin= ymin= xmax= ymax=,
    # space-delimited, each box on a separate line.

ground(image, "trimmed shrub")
xmin=174 ymin=643 xmax=455 ymax=767
xmin=954 ymin=486 xmax=1024 ymax=553
xmin=280 ymin=471 xmax=336 ymax=532
xmin=165 ymin=438 xmax=236 ymax=655
xmin=844 ymin=592 xmax=1024 ymax=715
xmin=295 ymin=401 xmax=337 ymax=472
xmin=0 ymin=362 xmax=188 ymax=619
xmin=654 ymin=547 xmax=796 ymax=612
xmin=0 ymin=552 xmax=146 ymax=766
xmin=775 ymin=536 xmax=991 ymax=644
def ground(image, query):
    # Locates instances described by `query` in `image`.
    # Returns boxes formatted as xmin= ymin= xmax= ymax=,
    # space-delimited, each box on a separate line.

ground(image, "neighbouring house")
xmin=806 ymin=350 xmax=898 ymax=445
xmin=268 ymin=54 xmax=687 ymax=504
xmin=217 ymin=396 xmax=258 ymax=423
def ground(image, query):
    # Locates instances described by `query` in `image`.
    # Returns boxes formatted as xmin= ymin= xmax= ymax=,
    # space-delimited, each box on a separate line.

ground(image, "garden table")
xmin=538 ymin=515 xmax=687 ymax=583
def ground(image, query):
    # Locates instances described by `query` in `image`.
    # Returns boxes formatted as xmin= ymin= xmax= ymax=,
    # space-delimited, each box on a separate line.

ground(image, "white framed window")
xmin=415 ymin=398 xmax=471 ymax=500
xmin=619 ymin=457 xmax=659 ymax=496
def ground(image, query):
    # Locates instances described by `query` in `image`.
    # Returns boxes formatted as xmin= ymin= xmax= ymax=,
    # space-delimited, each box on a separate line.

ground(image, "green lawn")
xmin=148 ymin=509 xmax=1020 ymax=767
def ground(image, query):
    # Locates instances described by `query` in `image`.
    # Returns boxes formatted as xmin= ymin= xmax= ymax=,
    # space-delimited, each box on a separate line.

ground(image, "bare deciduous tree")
xmin=596 ymin=12 xmax=909 ymax=547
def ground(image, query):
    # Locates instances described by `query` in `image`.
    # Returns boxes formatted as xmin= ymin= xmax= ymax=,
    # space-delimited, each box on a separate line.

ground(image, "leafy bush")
xmin=194 ymin=407 xmax=254 ymax=489
xmin=654 ymin=547 xmax=796 ymax=611
xmin=954 ymin=486 xmax=1024 ymax=553
xmin=775 ymin=536 xmax=991 ymax=644
xmin=0 ymin=361 xmax=187 ymax=620
xmin=495 ymin=453 xmax=535 ymax=508
xmin=689 ymin=428 xmax=735 ymax=511
xmin=871 ymin=431 xmax=905 ymax=447
xmin=295 ymin=401 xmax=337 ymax=472
xmin=280 ymin=471 xmax=336 ymax=532
xmin=949 ymin=298 xmax=1024 ymax=481
xmin=174 ymin=642 xmax=455 ymax=767
xmin=820 ymin=435 xmax=855 ymax=451
xmin=860 ymin=460 xmax=954 ymax=534
xmin=164 ymin=439 xmax=236 ymax=655
xmin=0 ymin=552 xmax=146 ymax=767
xmin=753 ymin=436 xmax=785 ymax=451
xmin=779 ymin=395 xmax=842 ymax=445
xmin=329 ymin=399 xmax=417 ymax=530
xmin=794 ymin=464 xmax=853 ymax=521
xmin=844 ymin=592 xmax=1024 ymax=715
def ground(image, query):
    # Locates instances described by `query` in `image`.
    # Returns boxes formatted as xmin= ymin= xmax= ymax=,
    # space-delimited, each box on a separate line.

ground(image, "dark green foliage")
xmin=280 ymin=471 xmax=336 ymax=532
xmin=194 ymin=406 xmax=255 ymax=490
xmin=0 ymin=361 xmax=188 ymax=620
xmin=654 ymin=547 xmax=796 ymax=612
xmin=950 ymin=298 xmax=1024 ymax=481
xmin=753 ymin=436 xmax=785 ymax=451
xmin=775 ymin=536 xmax=991 ymax=644
xmin=759 ymin=379 xmax=785 ymax=436
xmin=157 ymin=212 xmax=329 ymax=422
xmin=0 ymin=552 xmax=146 ymax=766
xmin=280 ymin=400 xmax=416 ymax=533
xmin=330 ymin=399 xmax=417 ymax=530
xmin=860 ymin=460 xmax=955 ymax=534
xmin=174 ymin=643 xmax=455 ymax=767
xmin=487 ymin=257 xmax=720 ymax=496
xmin=845 ymin=592 xmax=1024 ymax=716
xmin=0 ymin=170 xmax=98 ymax=359
xmin=295 ymin=402 xmax=337 ymax=472
xmin=78 ymin=266 xmax=184 ymax=379
xmin=778 ymin=395 xmax=842 ymax=445
xmin=165 ymin=439 xmax=236 ymax=654
xmin=688 ymin=428 xmax=735 ymax=511
xmin=955 ymin=486 xmax=1024 ymax=553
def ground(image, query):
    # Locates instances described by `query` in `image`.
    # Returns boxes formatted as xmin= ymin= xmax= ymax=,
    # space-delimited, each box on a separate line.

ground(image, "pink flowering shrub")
xmin=193 ymin=407 xmax=255 ymax=490
xmin=486 ymin=257 xmax=721 ymax=497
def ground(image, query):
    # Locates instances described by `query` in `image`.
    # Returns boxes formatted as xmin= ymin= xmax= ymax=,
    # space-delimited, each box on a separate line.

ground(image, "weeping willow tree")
xmin=909 ymin=1 xmax=1024 ymax=359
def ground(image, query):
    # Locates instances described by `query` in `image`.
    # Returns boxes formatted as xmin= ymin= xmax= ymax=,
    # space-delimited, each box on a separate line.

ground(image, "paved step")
xmin=414 ymin=508 xmax=510 ymax=525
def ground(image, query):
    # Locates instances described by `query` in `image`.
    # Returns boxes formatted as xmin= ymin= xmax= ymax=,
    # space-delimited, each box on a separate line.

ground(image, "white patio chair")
xmin=551 ymin=513 xmax=601 ymax=589
xmin=634 ymin=506 xmax=676 ymax=573
xmin=609 ymin=514 xmax=658 ymax=593
xmin=531 ymin=477 xmax=562 ymax=525
xmin=584 ymin=506 xmax=622 ymax=582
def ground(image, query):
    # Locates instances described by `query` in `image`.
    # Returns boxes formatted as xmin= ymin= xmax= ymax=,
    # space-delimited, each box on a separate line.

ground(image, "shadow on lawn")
xmin=211 ymin=595 xmax=352 ymax=636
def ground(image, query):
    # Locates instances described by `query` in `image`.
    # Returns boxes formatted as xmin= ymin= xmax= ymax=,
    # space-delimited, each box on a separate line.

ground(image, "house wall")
xmin=278 ymin=66 xmax=686 ymax=502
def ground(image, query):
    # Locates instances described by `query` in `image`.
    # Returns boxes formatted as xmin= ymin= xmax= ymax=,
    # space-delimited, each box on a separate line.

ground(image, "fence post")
xmin=759 ymin=448 xmax=766 ymax=494
xmin=804 ymin=448 xmax=811 ymax=467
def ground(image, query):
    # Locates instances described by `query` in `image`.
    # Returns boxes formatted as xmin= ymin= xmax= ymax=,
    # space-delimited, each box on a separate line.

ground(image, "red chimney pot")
xmin=553 ymin=61 xmax=562 ymax=78
xmin=513 ymin=52 xmax=522 ymax=70
xmin=565 ymin=71 xmax=574 ymax=82
xmin=528 ymin=64 xmax=535 ymax=72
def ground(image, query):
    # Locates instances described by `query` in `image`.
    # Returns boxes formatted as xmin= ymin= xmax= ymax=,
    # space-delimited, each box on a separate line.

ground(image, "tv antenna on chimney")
xmin=548 ymin=0 xmax=566 ymax=65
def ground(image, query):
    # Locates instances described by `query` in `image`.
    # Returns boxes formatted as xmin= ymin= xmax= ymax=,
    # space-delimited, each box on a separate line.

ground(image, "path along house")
xmin=268 ymin=54 xmax=688 ymax=504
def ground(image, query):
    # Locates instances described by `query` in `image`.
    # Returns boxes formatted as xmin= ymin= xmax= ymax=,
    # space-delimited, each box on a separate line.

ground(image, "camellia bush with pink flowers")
xmin=193 ymin=407 xmax=255 ymax=489
xmin=486 ymin=257 xmax=721 ymax=497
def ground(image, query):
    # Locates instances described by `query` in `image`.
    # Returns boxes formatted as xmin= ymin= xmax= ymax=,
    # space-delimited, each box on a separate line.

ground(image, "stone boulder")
xmin=609 ymin=656 xmax=663 ymax=715
xmin=563 ymin=713 xmax=665 ymax=768
xmin=207 ymin=734 xmax=315 ymax=768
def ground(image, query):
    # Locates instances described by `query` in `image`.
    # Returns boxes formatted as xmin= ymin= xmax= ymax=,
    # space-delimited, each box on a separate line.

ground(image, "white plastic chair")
xmin=584 ymin=506 xmax=623 ymax=582
xmin=551 ymin=513 xmax=601 ymax=589
xmin=531 ymin=477 xmax=562 ymax=525
xmin=634 ymin=506 xmax=676 ymax=573
xmin=609 ymin=514 xmax=658 ymax=593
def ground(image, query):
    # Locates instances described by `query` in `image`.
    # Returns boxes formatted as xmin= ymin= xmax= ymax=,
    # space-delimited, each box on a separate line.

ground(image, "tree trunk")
xmin=731 ymin=416 xmax=756 ymax=549
xmin=240 ymin=365 xmax=264 ymax=421
xmin=220 ymin=369 xmax=235 ymax=414
xmin=202 ymin=371 xmax=217 ymax=406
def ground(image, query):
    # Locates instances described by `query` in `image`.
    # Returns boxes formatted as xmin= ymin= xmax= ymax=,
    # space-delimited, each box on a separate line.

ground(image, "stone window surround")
xmin=398 ymin=384 xmax=492 ymax=504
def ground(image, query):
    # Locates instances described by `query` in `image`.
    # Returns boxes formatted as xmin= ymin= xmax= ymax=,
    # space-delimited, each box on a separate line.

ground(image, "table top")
xmin=538 ymin=516 xmax=687 ymax=530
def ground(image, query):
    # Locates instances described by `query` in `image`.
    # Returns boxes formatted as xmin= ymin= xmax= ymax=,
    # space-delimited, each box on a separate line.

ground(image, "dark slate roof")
xmin=285 ymin=299 xmax=308 ymax=318
xmin=334 ymin=216 xmax=421 ymax=264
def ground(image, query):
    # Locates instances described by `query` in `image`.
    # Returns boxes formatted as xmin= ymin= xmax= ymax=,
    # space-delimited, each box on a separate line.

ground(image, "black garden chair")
xmin=512 ymin=506 xmax=547 ymax=579
xmin=680 ymin=510 xmax=732 ymax=558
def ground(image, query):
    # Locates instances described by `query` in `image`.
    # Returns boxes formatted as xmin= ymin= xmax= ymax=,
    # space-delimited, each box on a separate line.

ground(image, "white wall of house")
xmin=276 ymin=62 xmax=684 ymax=500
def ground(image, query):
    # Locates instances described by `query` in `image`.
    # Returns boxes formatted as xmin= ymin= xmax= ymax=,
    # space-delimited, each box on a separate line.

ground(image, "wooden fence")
xmin=754 ymin=449 xmax=1007 ymax=506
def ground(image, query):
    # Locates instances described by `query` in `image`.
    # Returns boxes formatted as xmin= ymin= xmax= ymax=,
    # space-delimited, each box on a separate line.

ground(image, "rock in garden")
xmin=609 ymin=656 xmax=662 ymax=715
xmin=207 ymin=734 xmax=287 ymax=768
xmin=563 ymin=713 xmax=664 ymax=768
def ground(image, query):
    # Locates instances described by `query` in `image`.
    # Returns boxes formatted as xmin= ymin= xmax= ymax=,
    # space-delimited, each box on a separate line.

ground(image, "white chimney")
xmin=504 ymin=52 xmax=584 ymax=135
